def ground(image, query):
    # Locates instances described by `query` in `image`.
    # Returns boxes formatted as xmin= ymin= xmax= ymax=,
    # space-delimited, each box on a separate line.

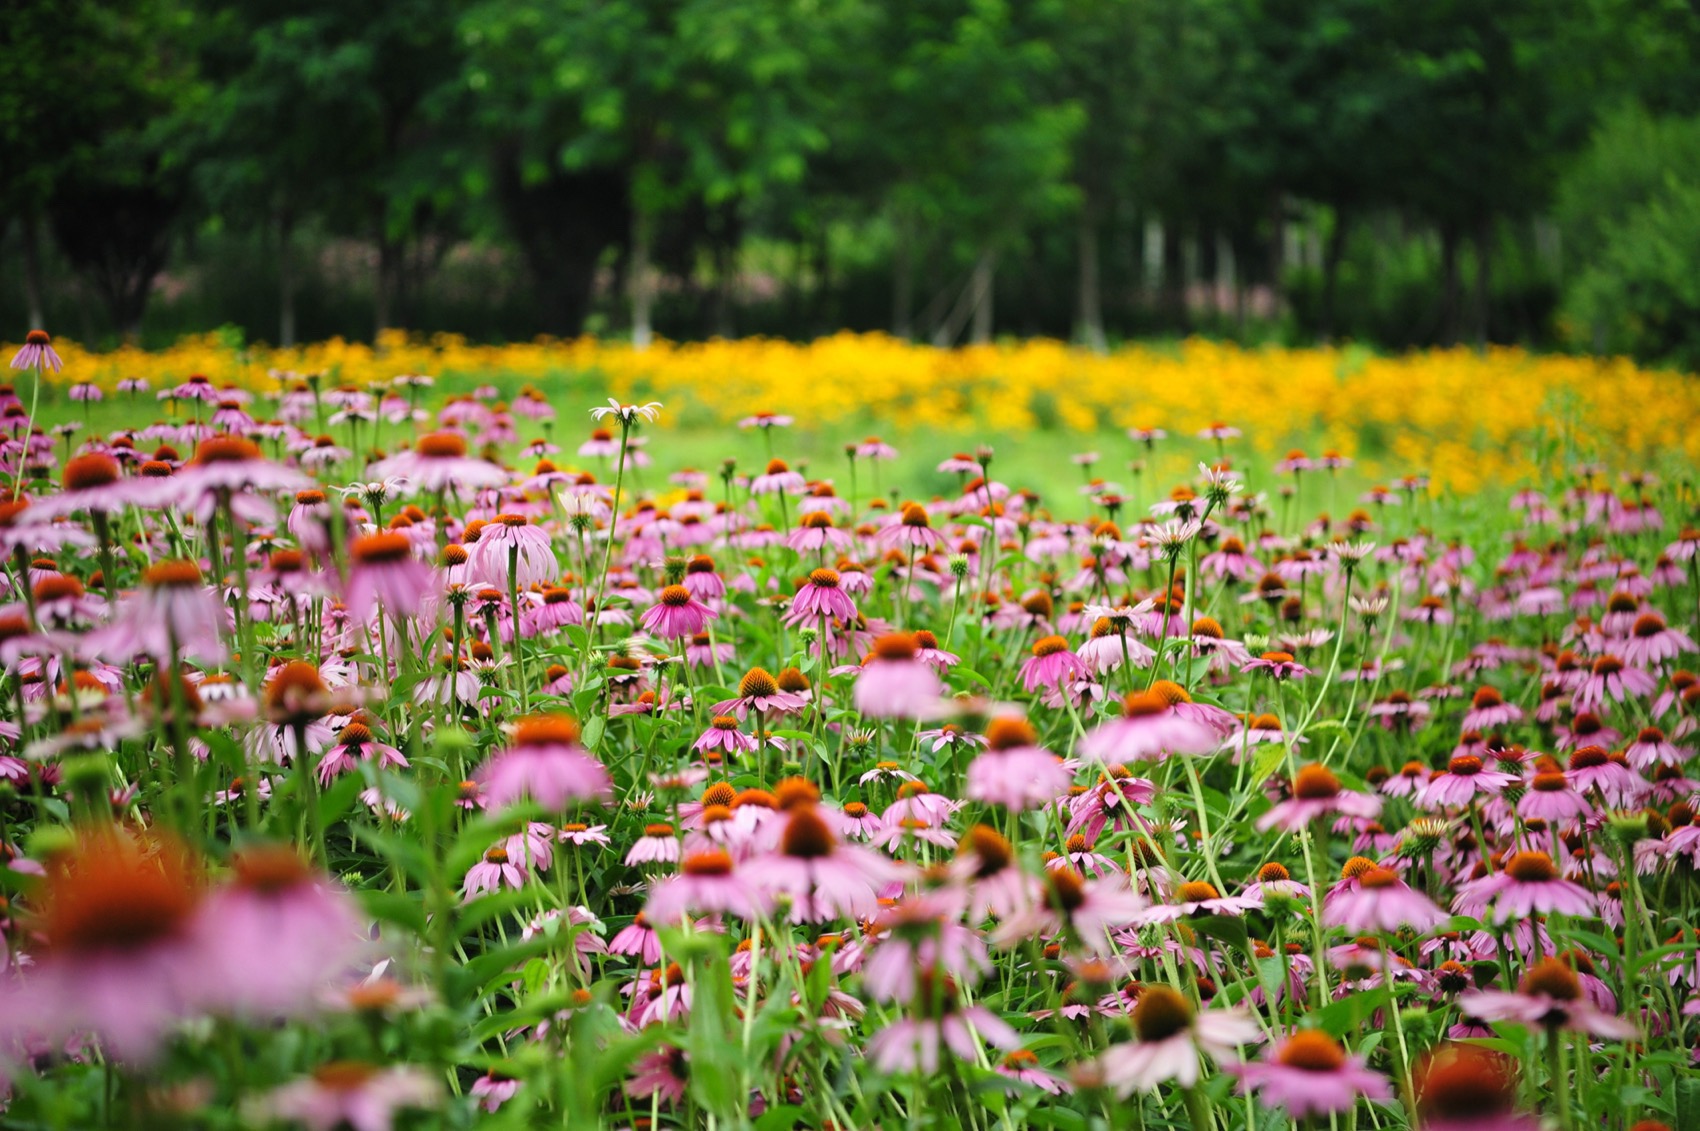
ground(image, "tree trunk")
xmin=1142 ymin=217 xmax=1164 ymax=310
xmin=1320 ymin=210 xmax=1351 ymax=343
xmin=892 ymin=212 xmax=914 ymax=340
xmin=710 ymin=237 xmax=735 ymax=338
xmin=1438 ymin=223 xmax=1461 ymax=347
xmin=1473 ymin=215 xmax=1491 ymax=349
xmin=20 ymin=216 xmax=45 ymax=331
xmin=1213 ymin=232 xmax=1235 ymax=320
xmin=969 ymin=246 xmax=995 ymax=344
xmin=630 ymin=205 xmax=654 ymax=351
xmin=278 ymin=209 xmax=298 ymax=347
xmin=1268 ymin=193 xmax=1288 ymax=318
xmin=1161 ymin=226 xmax=1188 ymax=331
xmin=1075 ymin=205 xmax=1107 ymax=354
xmin=374 ymin=232 xmax=397 ymax=339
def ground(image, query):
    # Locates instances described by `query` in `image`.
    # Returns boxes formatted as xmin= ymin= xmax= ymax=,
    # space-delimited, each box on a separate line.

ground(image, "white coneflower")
xmin=589 ymin=398 xmax=663 ymax=425
xmin=1197 ymin=461 xmax=1241 ymax=505
xmin=1147 ymin=518 xmax=1201 ymax=557
xmin=1331 ymin=539 xmax=1377 ymax=567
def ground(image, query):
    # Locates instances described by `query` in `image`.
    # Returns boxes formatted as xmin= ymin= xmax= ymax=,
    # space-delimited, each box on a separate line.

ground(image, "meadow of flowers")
xmin=29 ymin=330 xmax=1700 ymax=495
xmin=0 ymin=328 xmax=1697 ymax=1131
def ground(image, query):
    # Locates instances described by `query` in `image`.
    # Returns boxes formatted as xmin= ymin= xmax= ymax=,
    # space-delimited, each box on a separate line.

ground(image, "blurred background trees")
xmin=5 ymin=0 xmax=1700 ymax=365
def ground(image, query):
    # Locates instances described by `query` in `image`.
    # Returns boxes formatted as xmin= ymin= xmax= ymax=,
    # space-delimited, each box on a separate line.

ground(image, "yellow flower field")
xmin=15 ymin=331 xmax=1696 ymax=494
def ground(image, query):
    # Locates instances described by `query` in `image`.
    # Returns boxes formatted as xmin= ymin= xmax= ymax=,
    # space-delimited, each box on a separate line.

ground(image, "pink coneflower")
xmin=785 ymin=567 xmax=858 ymax=627
xmin=625 ymin=823 xmax=681 ymax=866
xmin=98 ymin=559 xmax=228 ymax=664
xmin=716 ymin=667 xmax=810 ymax=718
xmin=743 ymin=806 xmax=906 ymax=923
xmin=996 ymin=1048 xmax=1070 ymax=1094
xmin=694 ymin=715 xmax=758 ymax=757
xmin=865 ymin=971 xmax=1020 ymax=1075
xmin=1229 ymin=1030 xmax=1390 ymax=1118
xmin=195 ymin=845 xmax=364 ymax=1017
xmin=1461 ymin=685 xmax=1523 ymax=731
xmin=1626 ymin=726 xmax=1686 ymax=770
xmin=992 ymin=867 xmax=1145 ymax=955
xmin=316 ymin=719 xmax=409 ymax=785
xmin=965 ymin=716 xmax=1071 ymax=811
xmin=0 ymin=834 xmax=205 ymax=1061
xmin=788 ymin=510 xmax=854 ymax=554
xmin=1516 ymin=769 xmax=1593 ymax=824
xmin=470 ymin=1071 xmax=520 ymax=1113
xmin=1565 ymin=745 xmax=1643 ymax=804
xmin=476 ymin=715 xmax=612 ymax=811
xmin=645 ymin=849 xmax=765 ymax=922
xmin=1020 ymin=635 xmax=1087 ymax=694
xmin=370 ymin=431 xmax=508 ymax=493
xmin=1094 ymin=986 xmax=1259 ymax=1094
xmin=1413 ymin=1044 xmax=1540 ymax=1131
xmin=1323 ymin=866 xmax=1447 ymax=932
xmin=1256 ymin=766 xmax=1382 ymax=832
xmin=879 ymin=502 xmax=943 ymax=552
xmin=10 ymin=329 xmax=63 ymax=372
xmin=462 ymin=845 xmax=527 ymax=899
xmin=1459 ymin=956 xmax=1636 ymax=1038
xmin=854 ymin=633 xmax=944 ymax=719
xmin=345 ymin=532 xmax=433 ymax=623
xmin=751 ymin=457 xmax=805 ymax=495
xmin=1242 ymin=650 xmax=1312 ymax=680
xmin=1419 ymin=754 xmax=1522 ymax=809
xmin=640 ymin=584 xmax=717 ymax=639
xmin=1456 ymin=851 xmax=1595 ymax=922
xmin=178 ymin=435 xmax=309 ymax=501
xmin=471 ymin=514 xmax=555 ymax=589
xmin=1619 ymin=612 xmax=1695 ymax=668
xmin=1079 ymin=689 xmax=1218 ymax=763
xmin=524 ymin=586 xmax=585 ymax=636
xmin=258 ymin=1062 xmax=440 ymax=1131
xmin=1199 ymin=536 xmax=1261 ymax=582
xmin=1574 ymin=654 xmax=1657 ymax=712
xmin=1137 ymin=879 xmax=1260 ymax=925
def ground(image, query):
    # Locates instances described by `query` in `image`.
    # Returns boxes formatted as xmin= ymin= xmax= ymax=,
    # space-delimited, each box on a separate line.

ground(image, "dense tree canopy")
xmin=4 ymin=0 xmax=1699 ymax=361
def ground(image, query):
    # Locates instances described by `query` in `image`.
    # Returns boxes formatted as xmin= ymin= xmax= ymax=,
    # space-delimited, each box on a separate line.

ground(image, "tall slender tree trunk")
xmin=1075 ymin=204 xmax=1107 ymax=354
xmin=969 ymin=246 xmax=995 ymax=345
xmin=1438 ymin=223 xmax=1461 ymax=347
xmin=1267 ymin=193 xmax=1288 ymax=319
xmin=710 ymin=240 xmax=734 ymax=339
xmin=892 ymin=212 xmax=914 ymax=340
xmin=1161 ymin=226 xmax=1188 ymax=331
xmin=1142 ymin=217 xmax=1164 ymax=311
xmin=19 ymin=216 xmax=45 ymax=331
xmin=278 ymin=209 xmax=298 ymax=347
xmin=1213 ymin=232 xmax=1235 ymax=320
xmin=630 ymin=205 xmax=654 ymax=351
xmin=375 ymin=233 xmax=397 ymax=339
xmin=1320 ymin=210 xmax=1351 ymax=344
xmin=1473 ymin=215 xmax=1492 ymax=349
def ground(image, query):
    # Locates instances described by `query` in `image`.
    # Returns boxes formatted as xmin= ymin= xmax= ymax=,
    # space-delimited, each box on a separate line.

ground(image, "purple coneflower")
xmin=1256 ymin=765 xmax=1382 ymax=833
xmin=640 ymin=584 xmax=717 ymax=639
xmin=476 ymin=715 xmax=612 ymax=812
xmin=1094 ymin=985 xmax=1259 ymax=1093
xmin=785 ymin=567 xmax=858 ymax=627
xmin=1323 ymin=866 xmax=1447 ymax=933
xmin=1229 ymin=1030 xmax=1390 ymax=1118
xmin=10 ymin=329 xmax=63 ymax=372
xmin=258 ymin=1062 xmax=439 ymax=1131
xmin=1456 ymin=851 xmax=1595 ymax=922
xmin=1459 ymin=956 xmax=1636 ymax=1038
xmin=853 ymin=632 xmax=944 ymax=719
xmin=965 ymin=716 xmax=1070 ymax=811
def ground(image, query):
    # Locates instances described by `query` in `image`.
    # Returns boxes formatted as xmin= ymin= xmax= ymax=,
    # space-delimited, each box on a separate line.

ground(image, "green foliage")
xmin=1556 ymin=106 xmax=1700 ymax=365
